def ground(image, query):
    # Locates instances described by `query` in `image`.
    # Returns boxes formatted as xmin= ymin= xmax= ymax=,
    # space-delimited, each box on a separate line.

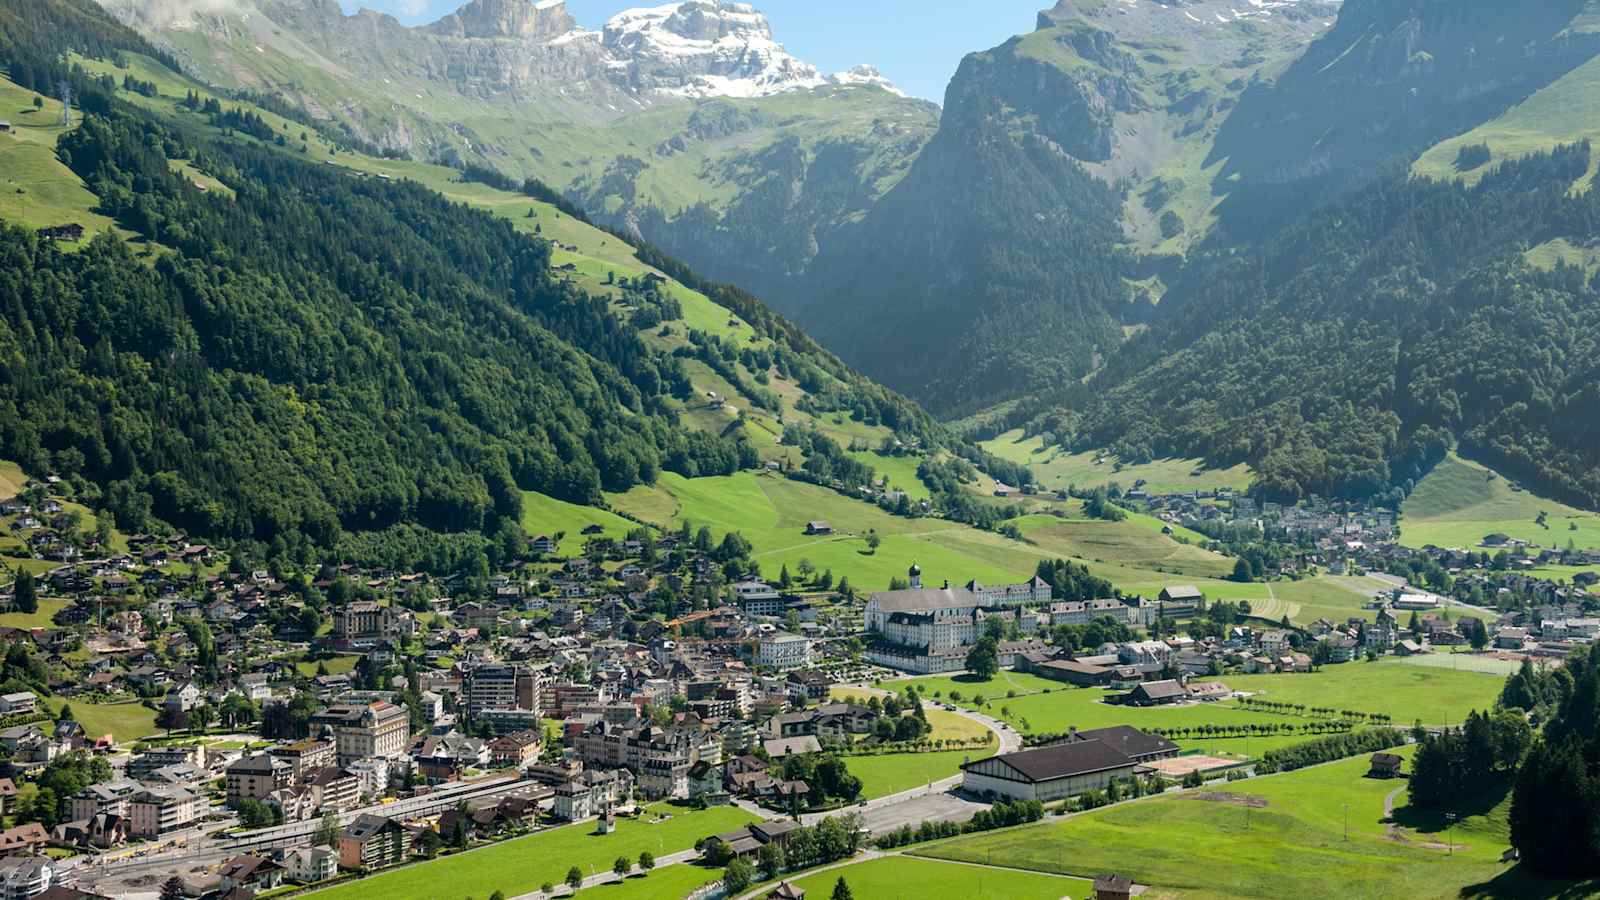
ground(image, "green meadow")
xmin=0 ymin=75 xmax=121 ymax=244
xmin=848 ymin=746 xmax=996 ymax=800
xmin=788 ymin=856 xmax=1095 ymax=900
xmin=889 ymin=661 xmax=1500 ymax=742
xmin=913 ymin=752 xmax=1560 ymax=899
xmin=980 ymin=431 xmax=1252 ymax=495
xmin=308 ymin=803 xmax=755 ymax=900
xmin=1400 ymin=454 xmax=1600 ymax=551
xmin=1413 ymin=51 xmax=1600 ymax=192
xmin=607 ymin=471 xmax=1043 ymax=591
xmin=54 ymin=700 xmax=159 ymax=744
xmin=521 ymin=491 xmax=648 ymax=554
xmin=1220 ymin=658 xmax=1505 ymax=726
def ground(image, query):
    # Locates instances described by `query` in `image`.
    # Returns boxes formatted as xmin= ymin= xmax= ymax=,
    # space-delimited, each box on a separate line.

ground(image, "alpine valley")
xmin=11 ymin=2 xmax=1600 ymax=898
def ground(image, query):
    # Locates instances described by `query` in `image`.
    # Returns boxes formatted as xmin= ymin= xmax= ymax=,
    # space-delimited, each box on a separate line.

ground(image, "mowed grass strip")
xmin=307 ymin=803 xmax=756 ymax=900
xmin=913 ymin=753 xmax=1531 ymax=900
xmin=788 ymin=856 xmax=1094 ymax=900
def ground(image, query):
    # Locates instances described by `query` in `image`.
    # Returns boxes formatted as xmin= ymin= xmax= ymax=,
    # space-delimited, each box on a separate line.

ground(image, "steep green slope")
xmin=0 ymin=1 xmax=969 ymax=572
xmin=97 ymin=0 xmax=941 ymax=316
xmin=784 ymin=0 xmax=1338 ymax=414
xmin=1040 ymin=144 xmax=1600 ymax=508
xmin=1207 ymin=0 xmax=1600 ymax=241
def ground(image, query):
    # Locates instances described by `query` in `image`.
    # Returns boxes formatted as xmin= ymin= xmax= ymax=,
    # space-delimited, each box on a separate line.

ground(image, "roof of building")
xmin=968 ymin=739 xmax=1136 ymax=783
xmin=1072 ymin=725 xmax=1178 ymax=760
xmin=342 ymin=813 xmax=399 ymax=840
xmin=1132 ymin=680 xmax=1188 ymax=700
xmin=867 ymin=586 xmax=979 ymax=614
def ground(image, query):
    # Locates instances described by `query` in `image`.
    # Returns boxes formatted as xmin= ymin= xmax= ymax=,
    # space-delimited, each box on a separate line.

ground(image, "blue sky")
xmin=338 ymin=0 xmax=1048 ymax=102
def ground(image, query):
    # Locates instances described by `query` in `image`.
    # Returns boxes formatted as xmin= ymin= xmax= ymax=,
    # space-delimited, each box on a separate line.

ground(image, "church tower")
xmin=908 ymin=562 xmax=922 ymax=590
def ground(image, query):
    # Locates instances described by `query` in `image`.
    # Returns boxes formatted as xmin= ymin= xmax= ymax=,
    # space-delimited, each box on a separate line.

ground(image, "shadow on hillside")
xmin=1391 ymin=781 xmax=1512 ymax=834
xmin=1460 ymin=865 xmax=1600 ymax=900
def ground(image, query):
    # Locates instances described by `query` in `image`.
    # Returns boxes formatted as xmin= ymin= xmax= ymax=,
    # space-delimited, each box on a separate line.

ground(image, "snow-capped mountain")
xmin=599 ymin=1 xmax=828 ymax=98
xmin=100 ymin=0 xmax=900 ymax=102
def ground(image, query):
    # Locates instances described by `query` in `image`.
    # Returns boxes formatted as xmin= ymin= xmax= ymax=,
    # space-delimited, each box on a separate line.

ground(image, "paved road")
xmin=787 ymin=684 xmax=1019 ymax=834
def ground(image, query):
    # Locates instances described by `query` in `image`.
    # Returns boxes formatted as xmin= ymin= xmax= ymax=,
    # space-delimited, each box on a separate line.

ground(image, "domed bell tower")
xmin=908 ymin=562 xmax=922 ymax=590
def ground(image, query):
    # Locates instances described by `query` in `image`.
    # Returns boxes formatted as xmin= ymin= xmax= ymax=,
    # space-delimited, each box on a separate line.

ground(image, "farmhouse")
xmin=1024 ymin=657 xmax=1114 ymax=687
xmin=961 ymin=739 xmax=1141 ymax=803
xmin=804 ymin=521 xmax=833 ymax=536
xmin=1368 ymin=753 xmax=1404 ymax=778
xmin=1120 ymin=680 xmax=1189 ymax=707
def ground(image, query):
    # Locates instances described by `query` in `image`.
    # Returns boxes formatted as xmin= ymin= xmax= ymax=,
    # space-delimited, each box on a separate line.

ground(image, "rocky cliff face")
xmin=1206 ymin=0 xmax=1600 ymax=238
xmin=424 ymin=0 xmax=576 ymax=40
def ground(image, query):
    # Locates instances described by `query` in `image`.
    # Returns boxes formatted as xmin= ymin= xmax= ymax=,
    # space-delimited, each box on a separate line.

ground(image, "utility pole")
xmin=1343 ymin=802 xmax=1349 ymax=841
xmin=58 ymin=80 xmax=71 ymax=127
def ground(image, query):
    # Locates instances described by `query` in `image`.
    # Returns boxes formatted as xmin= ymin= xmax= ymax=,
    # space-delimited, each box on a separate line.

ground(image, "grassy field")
xmin=1391 ymin=652 xmax=1529 ymax=677
xmin=913 ymin=751 xmax=1546 ymax=899
xmin=788 ymin=856 xmax=1095 ymax=900
xmin=0 ymin=597 xmax=68 ymax=629
xmin=1247 ymin=576 xmax=1492 ymax=628
xmin=0 ymin=75 xmax=121 ymax=245
xmin=521 ymin=491 xmax=648 ymax=554
xmin=848 ymin=745 xmax=996 ymax=799
xmin=569 ymin=862 xmax=718 ymax=900
xmin=607 ymin=471 xmax=1043 ymax=591
xmin=1413 ymin=51 xmax=1600 ymax=192
xmin=1017 ymin=514 xmax=1234 ymax=580
xmin=980 ymin=431 xmax=1252 ymax=495
xmin=1400 ymin=454 xmax=1600 ymax=551
xmin=56 ymin=700 xmax=159 ymax=744
xmin=307 ymin=803 xmax=756 ymax=900
xmin=295 ymin=655 xmax=360 ymax=677
xmin=1220 ymin=658 xmax=1505 ymax=725
xmin=890 ymin=673 xmax=1283 ymax=740
xmin=891 ymin=661 xmax=1500 ymax=741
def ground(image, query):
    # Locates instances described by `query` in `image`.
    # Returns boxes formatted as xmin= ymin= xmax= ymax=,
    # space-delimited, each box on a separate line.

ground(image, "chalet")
xmin=0 ymin=122 xmax=11 ymax=133
xmin=1093 ymin=874 xmax=1135 ymax=900
xmin=1368 ymin=752 xmax=1404 ymax=779
xmin=37 ymin=224 xmax=86 ymax=242
xmin=803 ymin=521 xmax=833 ymax=536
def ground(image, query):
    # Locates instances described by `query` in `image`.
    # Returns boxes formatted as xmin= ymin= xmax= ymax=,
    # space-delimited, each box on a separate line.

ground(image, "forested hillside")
xmin=1016 ymin=144 xmax=1600 ymax=508
xmin=0 ymin=0 xmax=985 ymax=571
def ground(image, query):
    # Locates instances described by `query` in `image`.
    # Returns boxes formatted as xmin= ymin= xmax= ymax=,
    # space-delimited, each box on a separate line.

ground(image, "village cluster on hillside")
xmin=0 ymin=467 xmax=1588 ymax=899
